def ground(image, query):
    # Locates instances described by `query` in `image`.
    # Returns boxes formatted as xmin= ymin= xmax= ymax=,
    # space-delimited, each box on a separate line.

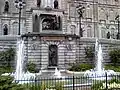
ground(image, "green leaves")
xmin=0 ymin=48 xmax=15 ymax=67
xmin=27 ymin=62 xmax=36 ymax=73
xmin=69 ymin=63 xmax=93 ymax=71
xmin=84 ymin=46 xmax=94 ymax=58
xmin=109 ymin=49 xmax=120 ymax=66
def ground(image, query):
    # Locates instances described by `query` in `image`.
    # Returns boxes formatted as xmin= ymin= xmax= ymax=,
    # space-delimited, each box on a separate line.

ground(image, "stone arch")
xmin=3 ymin=24 xmax=8 ymax=35
xmin=70 ymin=25 xmax=76 ymax=35
xmin=67 ymin=22 xmax=77 ymax=34
xmin=4 ymin=0 xmax=9 ymax=13
xmin=33 ymin=14 xmax=40 ymax=32
xmin=49 ymin=44 xmax=58 ymax=66
xmin=87 ymin=25 xmax=92 ymax=37
xmin=86 ymin=4 xmax=92 ymax=18
xmin=99 ymin=25 xmax=106 ymax=38
xmin=99 ymin=8 xmax=106 ymax=20
xmin=109 ymin=25 xmax=117 ymax=39
xmin=12 ymin=22 xmax=18 ymax=35
xmin=109 ymin=9 xmax=115 ymax=20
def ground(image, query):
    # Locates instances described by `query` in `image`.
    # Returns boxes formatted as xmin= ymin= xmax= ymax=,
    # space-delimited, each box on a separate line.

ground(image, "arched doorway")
xmin=49 ymin=45 xmax=58 ymax=66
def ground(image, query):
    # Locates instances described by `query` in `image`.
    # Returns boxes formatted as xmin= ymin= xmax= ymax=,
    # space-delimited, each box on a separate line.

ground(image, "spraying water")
xmin=14 ymin=39 xmax=25 ymax=80
xmin=84 ymin=39 xmax=115 ymax=80
xmin=96 ymin=44 xmax=103 ymax=73
xmin=14 ymin=39 xmax=36 ymax=84
xmin=54 ymin=67 xmax=62 ymax=78
xmin=92 ymin=39 xmax=103 ymax=73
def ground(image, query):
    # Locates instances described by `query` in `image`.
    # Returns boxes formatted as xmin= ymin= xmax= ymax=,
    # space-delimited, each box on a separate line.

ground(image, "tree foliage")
xmin=0 ymin=48 xmax=15 ymax=67
xmin=109 ymin=49 xmax=120 ymax=66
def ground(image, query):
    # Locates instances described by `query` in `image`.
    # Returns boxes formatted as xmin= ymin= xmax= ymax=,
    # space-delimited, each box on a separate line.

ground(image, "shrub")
xmin=105 ymin=65 xmax=120 ymax=72
xmin=69 ymin=63 xmax=94 ymax=71
xmin=0 ymin=66 xmax=13 ymax=75
xmin=0 ymin=75 xmax=27 ymax=90
xmin=27 ymin=62 xmax=36 ymax=73
xmin=0 ymin=48 xmax=15 ymax=67
xmin=84 ymin=46 xmax=94 ymax=58
xmin=109 ymin=49 xmax=120 ymax=66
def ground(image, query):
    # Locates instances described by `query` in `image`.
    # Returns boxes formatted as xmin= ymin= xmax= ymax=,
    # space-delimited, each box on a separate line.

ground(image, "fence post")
xmin=35 ymin=77 xmax=37 ymax=90
xmin=73 ymin=75 xmax=75 ymax=90
xmin=105 ymin=72 xmax=108 ymax=90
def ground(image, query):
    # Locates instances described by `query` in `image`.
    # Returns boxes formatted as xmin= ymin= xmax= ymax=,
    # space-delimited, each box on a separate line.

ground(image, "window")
xmin=111 ymin=28 xmax=116 ymax=39
xmin=101 ymin=27 xmax=106 ymax=38
xmin=87 ymin=26 xmax=92 ymax=37
xmin=115 ymin=0 xmax=118 ymax=2
xmin=70 ymin=25 xmax=76 ymax=35
xmin=3 ymin=24 xmax=8 ymax=35
xmin=12 ymin=22 xmax=18 ymax=35
xmin=42 ymin=15 xmax=61 ymax=30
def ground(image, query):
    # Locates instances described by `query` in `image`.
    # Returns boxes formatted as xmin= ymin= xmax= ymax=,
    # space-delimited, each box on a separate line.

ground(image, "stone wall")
xmin=0 ymin=36 xmax=119 ymax=70
xmin=79 ymin=38 xmax=120 ymax=65
xmin=0 ymin=36 xmax=18 ymax=67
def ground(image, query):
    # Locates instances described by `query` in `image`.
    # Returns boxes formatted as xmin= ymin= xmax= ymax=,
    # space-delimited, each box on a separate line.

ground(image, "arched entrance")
xmin=49 ymin=45 xmax=58 ymax=66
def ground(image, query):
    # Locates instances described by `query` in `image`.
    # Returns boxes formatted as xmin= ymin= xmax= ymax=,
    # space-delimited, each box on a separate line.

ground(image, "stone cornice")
xmin=30 ymin=7 xmax=64 ymax=16
xmin=0 ymin=15 xmax=26 ymax=20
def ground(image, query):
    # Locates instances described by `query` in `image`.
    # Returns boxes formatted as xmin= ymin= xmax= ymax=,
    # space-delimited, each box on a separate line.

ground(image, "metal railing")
xmin=14 ymin=74 xmax=120 ymax=90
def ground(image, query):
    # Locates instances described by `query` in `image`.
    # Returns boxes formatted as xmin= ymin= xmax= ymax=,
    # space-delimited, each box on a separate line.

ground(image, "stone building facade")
xmin=0 ymin=0 xmax=119 ymax=38
xmin=0 ymin=0 xmax=120 ymax=69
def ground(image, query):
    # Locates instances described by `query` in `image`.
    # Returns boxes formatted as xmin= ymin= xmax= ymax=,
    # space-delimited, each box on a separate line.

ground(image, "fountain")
xmin=14 ymin=39 xmax=64 ymax=83
xmin=14 ymin=39 xmax=36 ymax=84
xmin=84 ymin=39 xmax=116 ymax=80
xmin=53 ymin=67 xmax=62 ymax=78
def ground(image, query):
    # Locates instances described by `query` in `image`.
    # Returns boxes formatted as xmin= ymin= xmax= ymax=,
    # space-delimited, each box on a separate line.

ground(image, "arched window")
xmin=86 ymin=4 xmax=92 ymax=18
xmin=12 ymin=22 xmax=18 ymax=35
xmin=3 ymin=24 xmax=8 ymax=35
xmin=101 ymin=27 xmax=106 ymax=38
xmin=111 ymin=28 xmax=116 ymax=39
xmin=109 ymin=9 xmax=115 ymax=20
xmin=70 ymin=25 xmax=76 ymax=35
xmin=87 ymin=26 xmax=92 ymax=37
xmin=99 ymin=8 xmax=106 ymax=20
xmin=33 ymin=14 xmax=39 ymax=32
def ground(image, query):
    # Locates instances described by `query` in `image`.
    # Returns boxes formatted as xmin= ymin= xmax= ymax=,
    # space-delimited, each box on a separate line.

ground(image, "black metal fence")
xmin=15 ymin=74 xmax=120 ymax=90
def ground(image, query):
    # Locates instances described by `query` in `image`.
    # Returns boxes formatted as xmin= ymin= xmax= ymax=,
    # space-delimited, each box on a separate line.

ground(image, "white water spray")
xmin=84 ymin=39 xmax=115 ymax=80
xmin=96 ymin=44 xmax=103 ymax=73
xmin=54 ymin=67 xmax=62 ymax=78
xmin=14 ymin=39 xmax=36 ymax=84
xmin=15 ymin=40 xmax=25 ymax=80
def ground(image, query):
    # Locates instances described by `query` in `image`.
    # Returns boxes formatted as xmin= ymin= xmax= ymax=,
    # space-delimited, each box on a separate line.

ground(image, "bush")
xmin=0 ymin=75 xmax=64 ymax=90
xmin=109 ymin=49 xmax=120 ymax=66
xmin=69 ymin=63 xmax=94 ymax=71
xmin=105 ymin=65 xmax=120 ymax=72
xmin=0 ymin=66 xmax=13 ymax=75
xmin=27 ymin=62 xmax=36 ymax=73
xmin=0 ymin=75 xmax=27 ymax=90
xmin=84 ymin=46 xmax=94 ymax=58
xmin=0 ymin=48 xmax=15 ymax=67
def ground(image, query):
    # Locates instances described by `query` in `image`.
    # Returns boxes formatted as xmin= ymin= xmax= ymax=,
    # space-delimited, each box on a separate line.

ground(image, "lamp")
xmin=14 ymin=0 xmax=26 ymax=35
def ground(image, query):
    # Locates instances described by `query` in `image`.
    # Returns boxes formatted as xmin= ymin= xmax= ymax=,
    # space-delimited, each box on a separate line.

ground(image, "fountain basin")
xmin=84 ymin=69 xmax=116 ymax=80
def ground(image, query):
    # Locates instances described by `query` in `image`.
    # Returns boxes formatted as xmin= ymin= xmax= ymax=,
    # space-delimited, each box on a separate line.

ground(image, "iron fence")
xmin=14 ymin=74 xmax=120 ymax=90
